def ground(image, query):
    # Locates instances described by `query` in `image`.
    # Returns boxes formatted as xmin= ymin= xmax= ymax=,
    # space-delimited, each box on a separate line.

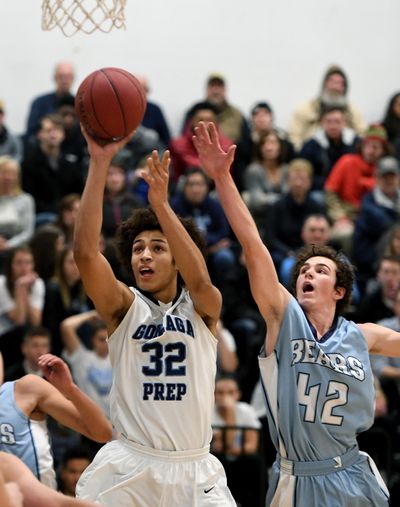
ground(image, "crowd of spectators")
xmin=2 ymin=60 xmax=400 ymax=505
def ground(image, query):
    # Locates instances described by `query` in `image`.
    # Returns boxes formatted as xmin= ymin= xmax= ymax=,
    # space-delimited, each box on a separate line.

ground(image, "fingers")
xmin=208 ymin=122 xmax=221 ymax=147
xmin=37 ymin=354 xmax=63 ymax=370
xmin=145 ymin=150 xmax=170 ymax=181
xmin=193 ymin=121 xmax=211 ymax=147
xmin=227 ymin=144 xmax=237 ymax=166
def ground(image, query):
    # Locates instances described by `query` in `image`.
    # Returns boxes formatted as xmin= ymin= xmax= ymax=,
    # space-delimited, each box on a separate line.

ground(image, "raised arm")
xmin=193 ymin=122 xmax=291 ymax=353
xmin=61 ymin=310 xmax=99 ymax=354
xmin=139 ymin=150 xmax=221 ymax=330
xmin=33 ymin=354 xmax=112 ymax=442
xmin=73 ymin=129 xmax=134 ymax=330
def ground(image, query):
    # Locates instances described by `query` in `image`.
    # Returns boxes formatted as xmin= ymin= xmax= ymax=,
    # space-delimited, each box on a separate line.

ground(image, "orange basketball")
xmin=75 ymin=67 xmax=147 ymax=142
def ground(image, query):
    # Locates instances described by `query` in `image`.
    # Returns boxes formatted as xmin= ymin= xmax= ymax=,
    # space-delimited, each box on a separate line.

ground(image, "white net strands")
xmin=41 ymin=0 xmax=127 ymax=37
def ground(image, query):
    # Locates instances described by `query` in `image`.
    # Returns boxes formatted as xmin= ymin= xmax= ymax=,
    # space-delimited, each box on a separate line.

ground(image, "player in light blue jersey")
xmin=73 ymin=129 xmax=235 ymax=506
xmin=193 ymin=121 xmax=400 ymax=506
xmin=0 ymin=354 xmax=112 ymax=487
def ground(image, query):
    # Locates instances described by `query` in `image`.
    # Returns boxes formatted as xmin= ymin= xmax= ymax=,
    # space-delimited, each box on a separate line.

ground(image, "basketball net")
xmin=41 ymin=0 xmax=127 ymax=37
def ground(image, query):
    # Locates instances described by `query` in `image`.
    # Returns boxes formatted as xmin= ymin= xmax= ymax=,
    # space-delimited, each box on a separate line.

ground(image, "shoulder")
xmin=293 ymin=98 xmax=319 ymax=117
xmin=31 ymin=92 xmax=55 ymax=105
xmin=15 ymin=375 xmax=49 ymax=401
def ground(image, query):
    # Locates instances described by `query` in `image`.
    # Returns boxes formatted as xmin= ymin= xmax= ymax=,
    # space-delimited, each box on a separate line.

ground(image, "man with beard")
xmin=289 ymin=65 xmax=366 ymax=150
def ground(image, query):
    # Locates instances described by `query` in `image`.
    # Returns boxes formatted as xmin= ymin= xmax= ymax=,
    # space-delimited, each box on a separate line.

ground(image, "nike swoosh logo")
xmin=204 ymin=486 xmax=215 ymax=494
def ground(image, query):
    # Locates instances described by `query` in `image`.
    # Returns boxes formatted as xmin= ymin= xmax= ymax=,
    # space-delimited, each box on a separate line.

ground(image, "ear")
xmin=334 ymin=286 xmax=346 ymax=301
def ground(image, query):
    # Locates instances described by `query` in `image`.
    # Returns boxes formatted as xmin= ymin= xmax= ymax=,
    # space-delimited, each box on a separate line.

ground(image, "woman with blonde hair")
xmin=0 ymin=156 xmax=35 ymax=269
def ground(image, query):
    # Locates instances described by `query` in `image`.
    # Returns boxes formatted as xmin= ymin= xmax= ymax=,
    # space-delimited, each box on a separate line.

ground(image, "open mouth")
xmin=139 ymin=267 xmax=154 ymax=276
xmin=302 ymin=282 xmax=314 ymax=293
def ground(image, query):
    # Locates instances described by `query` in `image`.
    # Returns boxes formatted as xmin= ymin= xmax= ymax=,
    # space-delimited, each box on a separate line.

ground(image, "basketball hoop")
xmin=41 ymin=0 xmax=127 ymax=37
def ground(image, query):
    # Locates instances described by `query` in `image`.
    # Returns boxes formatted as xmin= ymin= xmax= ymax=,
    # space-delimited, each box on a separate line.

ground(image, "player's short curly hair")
xmin=291 ymin=244 xmax=355 ymax=316
xmin=116 ymin=207 xmax=207 ymax=286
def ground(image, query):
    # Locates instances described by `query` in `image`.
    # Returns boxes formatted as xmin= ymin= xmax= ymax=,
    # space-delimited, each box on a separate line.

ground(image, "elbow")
xmin=73 ymin=242 xmax=97 ymax=264
xmin=91 ymin=422 xmax=113 ymax=443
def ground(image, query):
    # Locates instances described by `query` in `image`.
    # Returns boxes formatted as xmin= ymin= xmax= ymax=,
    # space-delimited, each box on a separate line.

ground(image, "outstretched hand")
xmin=37 ymin=354 xmax=74 ymax=396
xmin=80 ymin=124 xmax=136 ymax=161
xmin=192 ymin=122 xmax=236 ymax=180
xmin=138 ymin=150 xmax=171 ymax=208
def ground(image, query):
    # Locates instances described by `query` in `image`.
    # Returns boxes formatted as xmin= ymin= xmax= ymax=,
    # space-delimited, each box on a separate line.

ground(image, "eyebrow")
xmin=133 ymin=238 xmax=168 ymax=245
xmin=302 ymin=262 xmax=332 ymax=271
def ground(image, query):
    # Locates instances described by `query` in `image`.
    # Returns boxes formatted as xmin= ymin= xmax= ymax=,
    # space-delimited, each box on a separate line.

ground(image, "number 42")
xmin=297 ymin=372 xmax=348 ymax=425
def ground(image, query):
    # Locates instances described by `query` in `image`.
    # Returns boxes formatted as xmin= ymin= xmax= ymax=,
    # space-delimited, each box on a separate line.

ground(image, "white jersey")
xmin=108 ymin=287 xmax=218 ymax=451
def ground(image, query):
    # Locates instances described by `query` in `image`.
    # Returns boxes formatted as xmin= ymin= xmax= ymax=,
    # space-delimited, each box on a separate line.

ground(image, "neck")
xmin=263 ymin=160 xmax=279 ymax=170
xmin=42 ymin=145 xmax=60 ymax=158
xmin=305 ymin=306 xmax=336 ymax=339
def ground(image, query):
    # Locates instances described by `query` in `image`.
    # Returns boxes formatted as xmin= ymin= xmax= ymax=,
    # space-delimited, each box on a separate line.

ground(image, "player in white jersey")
xmin=192 ymin=121 xmax=400 ymax=506
xmin=73 ymin=129 xmax=236 ymax=506
xmin=0 ymin=354 xmax=112 ymax=487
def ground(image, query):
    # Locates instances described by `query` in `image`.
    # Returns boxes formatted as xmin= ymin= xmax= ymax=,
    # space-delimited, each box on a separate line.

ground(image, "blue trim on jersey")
xmin=303 ymin=308 xmax=339 ymax=344
xmin=27 ymin=419 xmax=41 ymax=481
xmin=136 ymin=287 xmax=183 ymax=306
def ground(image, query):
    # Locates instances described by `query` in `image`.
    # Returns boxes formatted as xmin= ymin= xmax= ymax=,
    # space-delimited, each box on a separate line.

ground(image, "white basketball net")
xmin=41 ymin=0 xmax=127 ymax=37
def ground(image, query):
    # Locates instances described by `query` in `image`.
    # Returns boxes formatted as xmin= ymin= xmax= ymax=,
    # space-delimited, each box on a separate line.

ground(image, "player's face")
xmin=296 ymin=256 xmax=344 ymax=311
xmin=131 ymin=230 xmax=178 ymax=301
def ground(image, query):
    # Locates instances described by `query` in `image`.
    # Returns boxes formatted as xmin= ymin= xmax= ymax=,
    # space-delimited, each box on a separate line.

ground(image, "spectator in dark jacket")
xmin=22 ymin=114 xmax=83 ymax=225
xmin=102 ymin=155 xmax=144 ymax=239
xmin=265 ymin=158 xmax=326 ymax=269
xmin=299 ymin=105 xmax=359 ymax=192
xmin=170 ymin=167 xmax=235 ymax=287
xmin=353 ymin=156 xmax=400 ymax=289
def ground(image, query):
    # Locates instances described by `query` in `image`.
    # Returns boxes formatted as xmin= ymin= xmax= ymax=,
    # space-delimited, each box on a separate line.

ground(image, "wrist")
xmin=59 ymin=381 xmax=78 ymax=399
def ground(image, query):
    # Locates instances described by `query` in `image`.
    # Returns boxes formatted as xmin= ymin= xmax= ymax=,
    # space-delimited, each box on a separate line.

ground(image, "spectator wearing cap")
xmin=0 ymin=100 xmax=22 ymax=162
xmin=170 ymin=101 xmax=233 ymax=183
xmin=182 ymin=74 xmax=249 ymax=145
xmin=299 ymin=105 xmax=359 ymax=192
xmin=324 ymin=124 xmax=390 ymax=254
xmin=288 ymin=64 xmax=366 ymax=150
xmin=353 ymin=156 xmax=400 ymax=286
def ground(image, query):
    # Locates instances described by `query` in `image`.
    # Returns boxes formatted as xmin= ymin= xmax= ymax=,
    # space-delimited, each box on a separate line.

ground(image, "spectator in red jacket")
xmin=324 ymin=124 xmax=389 ymax=253
xmin=169 ymin=101 xmax=233 ymax=183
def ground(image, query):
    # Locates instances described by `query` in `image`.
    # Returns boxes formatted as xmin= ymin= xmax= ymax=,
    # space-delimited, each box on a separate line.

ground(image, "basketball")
xmin=75 ymin=67 xmax=147 ymax=143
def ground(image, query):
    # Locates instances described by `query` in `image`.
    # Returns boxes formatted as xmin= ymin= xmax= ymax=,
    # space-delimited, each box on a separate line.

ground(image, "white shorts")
xmin=76 ymin=438 xmax=236 ymax=506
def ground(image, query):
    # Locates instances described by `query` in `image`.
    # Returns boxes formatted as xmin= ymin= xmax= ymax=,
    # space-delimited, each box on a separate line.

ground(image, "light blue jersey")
xmin=0 ymin=381 xmax=56 ymax=488
xmin=259 ymin=297 xmax=389 ymax=506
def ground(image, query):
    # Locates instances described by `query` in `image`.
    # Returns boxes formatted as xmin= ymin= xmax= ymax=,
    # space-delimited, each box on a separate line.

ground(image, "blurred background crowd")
xmin=1 ymin=61 xmax=400 ymax=506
